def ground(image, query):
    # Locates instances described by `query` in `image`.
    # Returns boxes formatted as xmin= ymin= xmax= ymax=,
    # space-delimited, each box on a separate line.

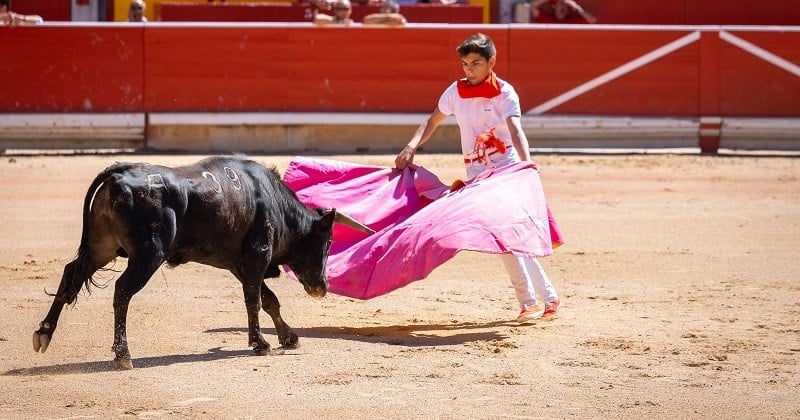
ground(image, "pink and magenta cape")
xmin=283 ymin=156 xmax=562 ymax=300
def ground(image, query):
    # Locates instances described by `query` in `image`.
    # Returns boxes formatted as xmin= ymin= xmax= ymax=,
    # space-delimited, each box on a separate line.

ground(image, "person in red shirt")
xmin=531 ymin=0 xmax=596 ymax=24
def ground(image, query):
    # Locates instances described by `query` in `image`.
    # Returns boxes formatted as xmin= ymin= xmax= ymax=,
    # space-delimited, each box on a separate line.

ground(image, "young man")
xmin=394 ymin=33 xmax=561 ymax=322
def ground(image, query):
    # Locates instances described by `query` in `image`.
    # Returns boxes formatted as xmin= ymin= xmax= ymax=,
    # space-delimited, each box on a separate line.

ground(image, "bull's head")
xmin=291 ymin=209 xmax=374 ymax=298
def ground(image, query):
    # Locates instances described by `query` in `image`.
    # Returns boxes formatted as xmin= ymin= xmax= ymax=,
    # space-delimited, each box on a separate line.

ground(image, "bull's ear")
xmin=318 ymin=209 xmax=336 ymax=231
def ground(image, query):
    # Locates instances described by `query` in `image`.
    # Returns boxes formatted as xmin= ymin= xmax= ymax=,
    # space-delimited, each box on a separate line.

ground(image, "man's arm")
xmin=506 ymin=115 xmax=531 ymax=162
xmin=2 ymin=11 xmax=43 ymax=25
xmin=395 ymin=108 xmax=447 ymax=169
xmin=313 ymin=13 xmax=336 ymax=24
xmin=363 ymin=12 xmax=407 ymax=25
xmin=565 ymin=0 xmax=597 ymax=23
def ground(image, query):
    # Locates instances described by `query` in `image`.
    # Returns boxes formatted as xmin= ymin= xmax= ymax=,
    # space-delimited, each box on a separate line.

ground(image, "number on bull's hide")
xmin=224 ymin=167 xmax=242 ymax=190
xmin=202 ymin=167 xmax=240 ymax=193
xmin=147 ymin=174 xmax=165 ymax=192
xmin=202 ymin=171 xmax=222 ymax=193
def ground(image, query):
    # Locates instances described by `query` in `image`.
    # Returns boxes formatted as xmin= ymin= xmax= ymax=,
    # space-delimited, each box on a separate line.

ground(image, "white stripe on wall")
xmin=525 ymin=31 xmax=701 ymax=115
xmin=720 ymin=30 xmax=800 ymax=78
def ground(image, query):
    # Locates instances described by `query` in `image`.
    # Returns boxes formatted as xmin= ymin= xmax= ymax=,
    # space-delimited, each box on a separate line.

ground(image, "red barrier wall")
xmin=2 ymin=24 xmax=799 ymax=118
xmin=144 ymin=26 xmax=507 ymax=111
xmin=0 ymin=25 xmax=144 ymax=112
xmin=509 ymin=27 xmax=699 ymax=115
xmin=718 ymin=29 xmax=800 ymax=116
xmin=159 ymin=3 xmax=483 ymax=24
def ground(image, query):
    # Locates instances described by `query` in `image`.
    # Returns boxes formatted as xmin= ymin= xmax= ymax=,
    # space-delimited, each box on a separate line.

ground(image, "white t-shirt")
xmin=437 ymin=75 xmax=522 ymax=177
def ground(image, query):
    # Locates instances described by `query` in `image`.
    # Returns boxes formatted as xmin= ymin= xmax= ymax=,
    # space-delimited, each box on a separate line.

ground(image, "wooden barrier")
xmin=142 ymin=25 xmax=509 ymax=112
xmin=1 ymin=23 xmax=798 ymax=153
xmin=0 ymin=24 xmax=144 ymax=112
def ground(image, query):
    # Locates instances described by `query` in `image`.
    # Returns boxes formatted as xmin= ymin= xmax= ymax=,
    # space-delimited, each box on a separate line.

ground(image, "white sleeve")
xmin=500 ymin=89 xmax=522 ymax=119
xmin=437 ymin=82 xmax=458 ymax=116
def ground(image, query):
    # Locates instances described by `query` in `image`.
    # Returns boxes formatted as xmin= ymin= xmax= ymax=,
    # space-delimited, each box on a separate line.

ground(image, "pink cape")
xmin=283 ymin=156 xmax=563 ymax=300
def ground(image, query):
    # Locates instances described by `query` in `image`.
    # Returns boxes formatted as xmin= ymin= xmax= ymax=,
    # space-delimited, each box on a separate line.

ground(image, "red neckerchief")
xmin=457 ymin=71 xmax=501 ymax=99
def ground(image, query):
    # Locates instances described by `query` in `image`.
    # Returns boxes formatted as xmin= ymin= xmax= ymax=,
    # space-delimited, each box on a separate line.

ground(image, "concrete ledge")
xmin=721 ymin=118 xmax=800 ymax=150
xmin=0 ymin=113 xmax=145 ymax=150
xmin=146 ymin=112 xmax=458 ymax=153
xmin=147 ymin=112 xmax=458 ymax=127
xmin=2 ymin=113 xmax=799 ymax=153
xmin=522 ymin=116 xmax=700 ymax=149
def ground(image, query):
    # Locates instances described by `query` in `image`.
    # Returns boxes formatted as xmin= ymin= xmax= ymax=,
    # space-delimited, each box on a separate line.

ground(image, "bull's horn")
xmin=334 ymin=211 xmax=376 ymax=234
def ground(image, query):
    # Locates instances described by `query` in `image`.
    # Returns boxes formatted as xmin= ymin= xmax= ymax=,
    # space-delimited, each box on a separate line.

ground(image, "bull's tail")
xmin=48 ymin=163 xmax=134 ymax=302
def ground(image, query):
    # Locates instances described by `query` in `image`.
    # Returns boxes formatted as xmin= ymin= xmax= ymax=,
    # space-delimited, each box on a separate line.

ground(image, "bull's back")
xmin=83 ymin=157 xmax=284 ymax=268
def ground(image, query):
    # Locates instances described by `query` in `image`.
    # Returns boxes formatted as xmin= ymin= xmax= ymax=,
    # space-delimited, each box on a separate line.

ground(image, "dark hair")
xmin=456 ymin=33 xmax=496 ymax=60
xmin=0 ymin=0 xmax=11 ymax=9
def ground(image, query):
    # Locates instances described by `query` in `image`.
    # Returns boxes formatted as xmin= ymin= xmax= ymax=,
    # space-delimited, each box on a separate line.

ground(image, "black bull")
xmin=32 ymin=156 xmax=373 ymax=369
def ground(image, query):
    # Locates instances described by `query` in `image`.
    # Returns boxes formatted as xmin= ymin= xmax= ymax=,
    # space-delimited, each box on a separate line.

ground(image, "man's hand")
xmin=395 ymin=145 xmax=416 ymax=169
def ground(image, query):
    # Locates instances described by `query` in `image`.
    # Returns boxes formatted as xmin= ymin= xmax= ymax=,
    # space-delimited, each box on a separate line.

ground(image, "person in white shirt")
xmin=394 ymin=32 xmax=562 ymax=322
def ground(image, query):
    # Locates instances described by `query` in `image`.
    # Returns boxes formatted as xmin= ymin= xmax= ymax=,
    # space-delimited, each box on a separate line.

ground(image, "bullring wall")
xmin=1 ymin=23 xmax=799 ymax=153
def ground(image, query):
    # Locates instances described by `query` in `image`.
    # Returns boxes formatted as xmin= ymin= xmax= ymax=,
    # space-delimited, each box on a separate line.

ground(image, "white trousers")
xmin=465 ymin=163 xmax=558 ymax=309
xmin=500 ymin=254 xmax=558 ymax=309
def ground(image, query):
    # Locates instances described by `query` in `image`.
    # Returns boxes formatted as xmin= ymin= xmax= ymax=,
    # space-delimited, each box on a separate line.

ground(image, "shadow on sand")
xmin=4 ymin=320 xmax=520 ymax=375
xmin=210 ymin=319 xmax=520 ymax=347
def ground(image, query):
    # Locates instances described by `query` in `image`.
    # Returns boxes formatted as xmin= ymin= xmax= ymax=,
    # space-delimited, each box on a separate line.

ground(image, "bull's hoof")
xmin=114 ymin=357 xmax=134 ymax=370
xmin=279 ymin=332 xmax=299 ymax=349
xmin=32 ymin=330 xmax=51 ymax=353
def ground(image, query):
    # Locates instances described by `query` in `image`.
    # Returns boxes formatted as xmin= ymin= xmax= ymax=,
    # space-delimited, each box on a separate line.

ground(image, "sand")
xmin=0 ymin=152 xmax=798 ymax=419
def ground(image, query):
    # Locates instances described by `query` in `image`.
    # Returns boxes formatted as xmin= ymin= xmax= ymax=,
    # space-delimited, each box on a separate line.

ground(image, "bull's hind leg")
xmin=33 ymin=256 xmax=105 ymax=354
xmin=111 ymin=254 xmax=163 ymax=369
xmin=260 ymin=283 xmax=299 ymax=349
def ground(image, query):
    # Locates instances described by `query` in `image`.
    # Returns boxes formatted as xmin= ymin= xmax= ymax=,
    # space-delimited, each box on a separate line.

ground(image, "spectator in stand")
xmin=128 ymin=0 xmax=147 ymax=22
xmin=313 ymin=0 xmax=355 ymax=25
xmin=363 ymin=0 xmax=407 ymax=25
xmin=531 ymin=0 xmax=596 ymax=24
xmin=1 ymin=0 xmax=43 ymax=25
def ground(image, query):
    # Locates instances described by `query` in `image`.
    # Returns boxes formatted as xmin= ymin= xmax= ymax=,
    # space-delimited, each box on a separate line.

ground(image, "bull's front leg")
xmin=241 ymin=281 xmax=281 ymax=355
xmin=260 ymin=283 xmax=299 ymax=349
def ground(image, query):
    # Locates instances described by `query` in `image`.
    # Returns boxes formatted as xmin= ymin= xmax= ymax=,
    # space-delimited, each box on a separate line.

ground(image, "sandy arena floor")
xmin=0 ymin=152 xmax=798 ymax=419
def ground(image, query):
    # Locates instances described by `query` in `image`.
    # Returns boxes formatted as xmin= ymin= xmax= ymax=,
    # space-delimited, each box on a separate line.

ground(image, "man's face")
xmin=460 ymin=52 xmax=496 ymax=85
xmin=333 ymin=2 xmax=351 ymax=19
xmin=129 ymin=3 xmax=144 ymax=21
